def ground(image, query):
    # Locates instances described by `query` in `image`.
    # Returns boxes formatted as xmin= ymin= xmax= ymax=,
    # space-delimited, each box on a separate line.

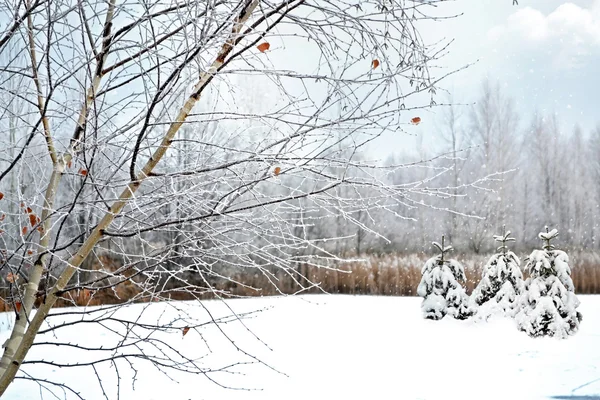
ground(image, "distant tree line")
xmin=1 ymin=77 xmax=597 ymax=293
xmin=355 ymin=80 xmax=600 ymax=255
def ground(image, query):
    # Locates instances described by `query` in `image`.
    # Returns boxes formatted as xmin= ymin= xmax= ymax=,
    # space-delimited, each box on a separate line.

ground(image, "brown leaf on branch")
xmin=22 ymin=226 xmax=27 ymax=235
xmin=372 ymin=59 xmax=380 ymax=69
xmin=80 ymin=289 xmax=92 ymax=302
xmin=182 ymin=327 xmax=190 ymax=337
xmin=411 ymin=117 xmax=421 ymax=125
xmin=0 ymin=192 xmax=3 ymax=200
xmin=29 ymin=214 xmax=38 ymax=227
xmin=257 ymin=42 xmax=270 ymax=53
xmin=273 ymin=166 xmax=281 ymax=176
xmin=79 ymin=168 xmax=88 ymax=176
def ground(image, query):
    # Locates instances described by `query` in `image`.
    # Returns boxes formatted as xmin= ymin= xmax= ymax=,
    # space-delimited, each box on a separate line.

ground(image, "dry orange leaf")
xmin=29 ymin=214 xmax=37 ymax=227
xmin=182 ymin=326 xmax=190 ymax=337
xmin=22 ymin=226 xmax=27 ymax=235
xmin=27 ymin=250 xmax=33 ymax=255
xmin=81 ymin=288 xmax=92 ymax=302
xmin=257 ymin=42 xmax=270 ymax=53
xmin=273 ymin=166 xmax=281 ymax=176
xmin=372 ymin=59 xmax=380 ymax=69
xmin=15 ymin=301 xmax=21 ymax=313
xmin=79 ymin=168 xmax=88 ymax=176
xmin=25 ymin=207 xmax=33 ymax=214
xmin=6 ymin=273 xmax=18 ymax=283
xmin=0 ymin=192 xmax=3 ymax=200
xmin=411 ymin=117 xmax=421 ymax=125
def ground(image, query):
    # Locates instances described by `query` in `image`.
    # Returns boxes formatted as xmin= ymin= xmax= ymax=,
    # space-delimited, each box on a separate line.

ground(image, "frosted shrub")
xmin=471 ymin=228 xmax=524 ymax=319
xmin=516 ymin=228 xmax=582 ymax=338
xmin=417 ymin=237 xmax=473 ymax=320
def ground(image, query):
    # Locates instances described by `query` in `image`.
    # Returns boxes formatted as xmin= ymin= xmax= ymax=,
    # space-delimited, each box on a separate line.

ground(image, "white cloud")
xmin=488 ymin=1 xmax=600 ymax=68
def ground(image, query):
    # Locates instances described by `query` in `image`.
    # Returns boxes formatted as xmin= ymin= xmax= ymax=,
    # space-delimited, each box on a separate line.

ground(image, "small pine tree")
xmin=515 ymin=227 xmax=582 ymax=338
xmin=417 ymin=236 xmax=473 ymax=320
xmin=471 ymin=227 xmax=524 ymax=318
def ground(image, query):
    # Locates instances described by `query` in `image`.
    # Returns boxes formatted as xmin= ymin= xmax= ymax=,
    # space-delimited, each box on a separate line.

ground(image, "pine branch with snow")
xmin=515 ymin=227 xmax=582 ymax=338
xmin=417 ymin=236 xmax=473 ymax=320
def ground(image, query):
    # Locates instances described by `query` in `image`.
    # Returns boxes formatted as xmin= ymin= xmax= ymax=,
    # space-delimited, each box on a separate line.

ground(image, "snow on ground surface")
xmin=1 ymin=295 xmax=599 ymax=400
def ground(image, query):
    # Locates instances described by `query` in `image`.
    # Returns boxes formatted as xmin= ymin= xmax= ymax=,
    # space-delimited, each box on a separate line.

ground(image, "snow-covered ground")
xmin=1 ymin=295 xmax=599 ymax=400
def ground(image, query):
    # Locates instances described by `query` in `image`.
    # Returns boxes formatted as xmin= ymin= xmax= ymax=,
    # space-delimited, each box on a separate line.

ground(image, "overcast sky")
xmin=369 ymin=0 xmax=600 ymax=157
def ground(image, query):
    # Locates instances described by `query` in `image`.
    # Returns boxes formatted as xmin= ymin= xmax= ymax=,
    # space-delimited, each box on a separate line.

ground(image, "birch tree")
xmin=0 ymin=0 xmax=474 ymax=396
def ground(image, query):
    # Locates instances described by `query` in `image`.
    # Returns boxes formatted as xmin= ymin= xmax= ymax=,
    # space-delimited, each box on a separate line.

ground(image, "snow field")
xmin=1 ymin=295 xmax=599 ymax=400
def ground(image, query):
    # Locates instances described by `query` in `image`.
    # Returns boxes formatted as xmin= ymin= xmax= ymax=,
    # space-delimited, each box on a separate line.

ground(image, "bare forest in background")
xmin=3 ymin=77 xmax=599 ymax=305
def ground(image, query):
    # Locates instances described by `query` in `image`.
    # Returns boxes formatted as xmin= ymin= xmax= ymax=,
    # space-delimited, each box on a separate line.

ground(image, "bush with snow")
xmin=471 ymin=228 xmax=524 ymax=319
xmin=515 ymin=228 xmax=582 ymax=338
xmin=417 ymin=237 xmax=473 ymax=320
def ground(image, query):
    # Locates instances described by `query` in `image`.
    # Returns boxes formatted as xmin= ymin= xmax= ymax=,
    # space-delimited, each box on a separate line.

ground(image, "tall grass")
xmin=1 ymin=252 xmax=598 ymax=311
xmin=225 ymin=252 xmax=600 ymax=296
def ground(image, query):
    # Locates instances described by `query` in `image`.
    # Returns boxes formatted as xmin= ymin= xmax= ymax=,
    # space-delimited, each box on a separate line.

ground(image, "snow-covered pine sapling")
xmin=516 ymin=227 xmax=582 ymax=338
xmin=471 ymin=226 xmax=524 ymax=318
xmin=417 ymin=236 xmax=473 ymax=320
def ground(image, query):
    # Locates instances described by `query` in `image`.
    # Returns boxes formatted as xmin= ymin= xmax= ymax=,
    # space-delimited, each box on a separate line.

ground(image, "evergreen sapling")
xmin=417 ymin=236 xmax=473 ymax=320
xmin=471 ymin=227 xmax=524 ymax=318
xmin=515 ymin=227 xmax=582 ymax=338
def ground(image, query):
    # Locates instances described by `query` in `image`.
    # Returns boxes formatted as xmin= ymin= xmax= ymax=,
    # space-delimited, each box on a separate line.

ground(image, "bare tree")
xmin=437 ymin=94 xmax=468 ymax=243
xmin=461 ymin=80 xmax=519 ymax=253
xmin=0 ymin=0 xmax=475 ymax=396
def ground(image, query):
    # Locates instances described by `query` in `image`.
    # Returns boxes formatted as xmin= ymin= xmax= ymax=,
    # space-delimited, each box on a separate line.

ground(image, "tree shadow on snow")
xmin=550 ymin=396 xmax=600 ymax=400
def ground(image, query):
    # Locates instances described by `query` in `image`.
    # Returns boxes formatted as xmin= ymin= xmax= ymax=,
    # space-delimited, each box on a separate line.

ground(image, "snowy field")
xmin=1 ymin=295 xmax=599 ymax=400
